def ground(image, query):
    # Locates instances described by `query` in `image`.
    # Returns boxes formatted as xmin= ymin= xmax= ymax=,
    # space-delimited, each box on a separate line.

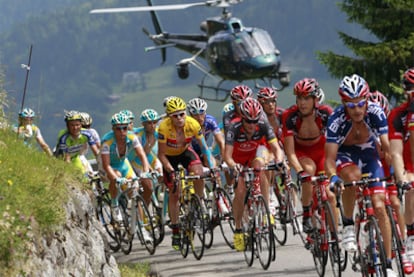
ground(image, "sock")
xmin=343 ymin=217 xmax=354 ymax=227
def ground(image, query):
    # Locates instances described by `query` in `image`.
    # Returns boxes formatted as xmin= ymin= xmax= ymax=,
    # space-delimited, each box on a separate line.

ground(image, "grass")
xmin=0 ymin=129 xmax=152 ymax=276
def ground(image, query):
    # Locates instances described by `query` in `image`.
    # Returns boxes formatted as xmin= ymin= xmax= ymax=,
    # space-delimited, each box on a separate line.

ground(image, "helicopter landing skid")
xmin=198 ymin=77 xmax=240 ymax=102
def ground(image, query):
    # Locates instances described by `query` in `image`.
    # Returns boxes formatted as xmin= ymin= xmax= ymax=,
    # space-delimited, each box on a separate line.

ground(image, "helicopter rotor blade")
xmin=89 ymin=0 xmax=243 ymax=14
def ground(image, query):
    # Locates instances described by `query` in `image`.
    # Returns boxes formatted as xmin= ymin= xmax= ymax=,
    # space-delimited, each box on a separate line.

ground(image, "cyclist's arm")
xmin=90 ymin=143 xmax=100 ymax=158
xmin=325 ymin=142 xmax=339 ymax=179
xmin=35 ymin=136 xmax=53 ymax=156
xmin=378 ymin=133 xmax=391 ymax=167
xmin=101 ymin=153 xmax=118 ymax=182
xmin=135 ymin=144 xmax=150 ymax=172
xmin=158 ymin=141 xmax=174 ymax=173
xmin=196 ymin=135 xmax=214 ymax=168
xmin=284 ymin=135 xmax=302 ymax=172
xmin=390 ymin=138 xmax=406 ymax=182
xmin=223 ymin=143 xmax=236 ymax=169
xmin=213 ymin=131 xmax=225 ymax=156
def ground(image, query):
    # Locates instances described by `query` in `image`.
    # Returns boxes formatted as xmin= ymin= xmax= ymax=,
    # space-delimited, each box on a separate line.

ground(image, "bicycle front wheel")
xmin=133 ymin=194 xmax=156 ymax=255
xmin=310 ymin=210 xmax=327 ymax=277
xmin=189 ymin=194 xmax=205 ymax=260
xmin=388 ymin=205 xmax=405 ymax=277
xmin=243 ymin=204 xmax=254 ymax=267
xmin=324 ymin=202 xmax=341 ymax=277
xmin=367 ymin=217 xmax=387 ymax=276
xmin=96 ymin=192 xmax=121 ymax=252
xmin=255 ymin=194 xmax=274 ymax=270
xmin=217 ymin=187 xmax=235 ymax=249
xmin=273 ymin=186 xmax=287 ymax=246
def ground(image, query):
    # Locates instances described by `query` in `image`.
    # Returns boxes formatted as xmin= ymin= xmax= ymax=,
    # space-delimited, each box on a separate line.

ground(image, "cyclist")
xmin=80 ymin=112 xmax=101 ymax=149
xmin=325 ymin=74 xmax=396 ymax=276
xmin=157 ymin=96 xmax=214 ymax=250
xmin=128 ymin=108 xmax=162 ymax=206
xmin=100 ymin=113 xmax=151 ymax=225
xmin=223 ymin=97 xmax=286 ymax=251
xmin=12 ymin=107 xmax=52 ymax=156
xmin=388 ymin=68 xmax=414 ymax=265
xmin=282 ymin=78 xmax=335 ymax=234
xmin=56 ymin=110 xmax=99 ymax=175
xmin=223 ymin=85 xmax=253 ymax=135
xmin=187 ymin=97 xmax=224 ymax=168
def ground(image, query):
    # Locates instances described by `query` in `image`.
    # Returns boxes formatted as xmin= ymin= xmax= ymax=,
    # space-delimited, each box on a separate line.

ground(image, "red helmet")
xmin=240 ymin=97 xmax=263 ymax=121
xmin=338 ymin=74 xmax=370 ymax=101
xmin=402 ymin=68 xmax=414 ymax=91
xmin=369 ymin=90 xmax=390 ymax=116
xmin=257 ymin=87 xmax=278 ymax=100
xmin=230 ymin=85 xmax=253 ymax=101
xmin=293 ymin=78 xmax=320 ymax=97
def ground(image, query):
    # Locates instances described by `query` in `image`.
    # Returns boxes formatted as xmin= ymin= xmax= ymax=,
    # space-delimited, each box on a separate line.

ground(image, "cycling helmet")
xmin=402 ymin=68 xmax=414 ymax=91
xmin=80 ymin=112 xmax=93 ymax=126
xmin=315 ymin=87 xmax=325 ymax=103
xmin=163 ymin=96 xmax=175 ymax=107
xmin=239 ymin=97 xmax=263 ymax=122
xmin=369 ymin=90 xmax=390 ymax=116
xmin=230 ymin=85 xmax=253 ymax=101
xmin=119 ymin=109 xmax=135 ymax=120
xmin=188 ymin=97 xmax=208 ymax=115
xmin=64 ymin=110 xmax=81 ymax=122
xmin=293 ymin=78 xmax=320 ymax=97
xmin=257 ymin=87 xmax=278 ymax=100
xmin=165 ymin=96 xmax=186 ymax=114
xmin=338 ymin=74 xmax=370 ymax=101
xmin=140 ymin=109 xmax=160 ymax=123
xmin=111 ymin=112 xmax=130 ymax=125
xmin=222 ymin=103 xmax=235 ymax=116
xmin=19 ymin=108 xmax=35 ymax=118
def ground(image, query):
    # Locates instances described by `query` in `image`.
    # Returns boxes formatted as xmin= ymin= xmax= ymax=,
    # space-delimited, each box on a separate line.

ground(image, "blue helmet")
xmin=19 ymin=108 xmax=35 ymax=118
xmin=140 ymin=109 xmax=160 ymax=123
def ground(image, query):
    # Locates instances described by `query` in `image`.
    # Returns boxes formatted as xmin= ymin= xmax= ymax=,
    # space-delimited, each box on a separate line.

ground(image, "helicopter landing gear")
xmin=176 ymin=63 xmax=189 ymax=79
xmin=199 ymin=75 xmax=239 ymax=102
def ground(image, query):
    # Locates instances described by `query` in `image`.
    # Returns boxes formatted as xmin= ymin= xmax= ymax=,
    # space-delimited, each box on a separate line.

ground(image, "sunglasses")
xmin=344 ymin=99 xmax=366 ymax=109
xmin=261 ymin=99 xmax=276 ymax=105
xmin=115 ymin=125 xmax=128 ymax=131
xmin=171 ymin=112 xmax=186 ymax=118
xmin=244 ymin=118 xmax=259 ymax=124
xmin=190 ymin=109 xmax=206 ymax=115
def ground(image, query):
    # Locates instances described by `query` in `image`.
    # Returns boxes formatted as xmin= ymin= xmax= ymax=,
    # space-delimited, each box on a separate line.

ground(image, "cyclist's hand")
xmin=329 ymin=174 xmax=343 ymax=193
xmin=234 ymin=163 xmax=243 ymax=173
xmin=116 ymin=177 xmax=127 ymax=184
xmin=297 ymin=170 xmax=311 ymax=187
xmin=168 ymin=171 xmax=176 ymax=182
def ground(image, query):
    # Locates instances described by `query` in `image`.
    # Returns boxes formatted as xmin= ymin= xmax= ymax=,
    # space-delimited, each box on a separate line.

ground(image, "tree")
xmin=317 ymin=0 xmax=414 ymax=103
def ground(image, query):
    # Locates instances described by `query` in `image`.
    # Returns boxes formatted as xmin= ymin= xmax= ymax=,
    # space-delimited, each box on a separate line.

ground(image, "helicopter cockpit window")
xmin=251 ymin=29 xmax=277 ymax=55
xmin=232 ymin=32 xmax=261 ymax=59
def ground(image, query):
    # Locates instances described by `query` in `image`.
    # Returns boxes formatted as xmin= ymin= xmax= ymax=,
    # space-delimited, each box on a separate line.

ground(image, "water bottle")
xmin=359 ymin=220 xmax=369 ymax=250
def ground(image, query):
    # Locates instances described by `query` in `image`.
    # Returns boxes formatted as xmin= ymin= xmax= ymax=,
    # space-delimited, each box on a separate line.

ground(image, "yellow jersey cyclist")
xmin=56 ymin=110 xmax=99 ymax=175
xmin=158 ymin=96 xmax=214 ymax=250
xmin=128 ymin=108 xmax=163 ymax=206
xmin=101 ymin=112 xmax=151 ymax=224
xmin=12 ymin=107 xmax=53 ymax=156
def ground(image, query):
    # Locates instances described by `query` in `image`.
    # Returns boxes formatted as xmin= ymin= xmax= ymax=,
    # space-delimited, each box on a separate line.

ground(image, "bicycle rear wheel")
xmin=255 ymin=194 xmax=274 ymax=270
xmin=217 ymin=187 xmax=235 ymax=249
xmin=118 ymin=196 xmax=133 ymax=255
xmin=190 ymin=194 xmax=205 ymax=260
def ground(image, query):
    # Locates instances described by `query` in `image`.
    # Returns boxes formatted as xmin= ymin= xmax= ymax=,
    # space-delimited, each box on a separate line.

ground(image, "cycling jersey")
xmin=225 ymin=118 xmax=277 ymax=165
xmin=12 ymin=124 xmax=43 ymax=146
xmin=158 ymin=116 xmax=203 ymax=156
xmin=191 ymin=114 xmax=221 ymax=156
xmin=388 ymin=101 xmax=414 ymax=172
xmin=128 ymin=126 xmax=159 ymax=169
xmin=223 ymin=109 xmax=241 ymax=134
xmin=326 ymin=102 xmax=388 ymax=188
xmin=57 ymin=128 xmax=96 ymax=158
xmin=100 ymin=130 xmax=139 ymax=178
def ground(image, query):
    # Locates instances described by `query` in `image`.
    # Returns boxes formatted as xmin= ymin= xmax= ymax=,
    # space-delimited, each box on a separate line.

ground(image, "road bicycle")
xmin=174 ymin=164 xmax=206 ymax=260
xmin=386 ymin=181 xmax=414 ymax=276
xmin=95 ymin=174 xmax=156 ymax=255
xmin=203 ymin=165 xmax=235 ymax=249
xmin=342 ymin=176 xmax=388 ymax=276
xmin=303 ymin=174 xmax=341 ymax=277
xmin=272 ymin=171 xmax=306 ymax=247
xmin=150 ymin=179 xmax=168 ymax=247
xmin=237 ymin=163 xmax=278 ymax=270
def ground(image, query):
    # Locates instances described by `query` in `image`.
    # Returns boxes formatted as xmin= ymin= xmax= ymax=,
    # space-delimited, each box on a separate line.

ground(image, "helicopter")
xmin=90 ymin=0 xmax=290 ymax=101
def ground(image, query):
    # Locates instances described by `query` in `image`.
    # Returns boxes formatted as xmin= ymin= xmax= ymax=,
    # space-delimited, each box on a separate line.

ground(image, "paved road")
xmin=114 ymin=226 xmax=357 ymax=276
